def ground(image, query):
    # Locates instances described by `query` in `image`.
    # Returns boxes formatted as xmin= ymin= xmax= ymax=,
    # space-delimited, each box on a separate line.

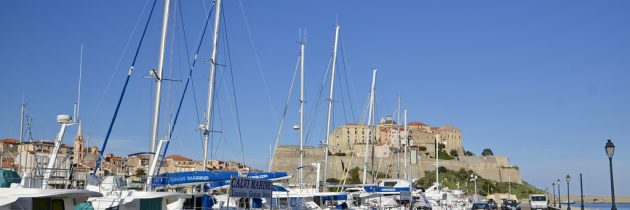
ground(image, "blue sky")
xmin=1 ymin=1 xmax=629 ymax=195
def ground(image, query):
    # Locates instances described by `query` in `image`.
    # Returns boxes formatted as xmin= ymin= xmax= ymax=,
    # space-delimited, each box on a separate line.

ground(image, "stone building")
xmin=127 ymin=152 xmax=152 ymax=176
xmin=164 ymin=155 xmax=200 ymax=173
xmin=328 ymin=119 xmax=464 ymax=158
xmin=375 ymin=116 xmax=405 ymax=146
xmin=329 ymin=124 xmax=368 ymax=154
xmin=406 ymin=122 xmax=464 ymax=157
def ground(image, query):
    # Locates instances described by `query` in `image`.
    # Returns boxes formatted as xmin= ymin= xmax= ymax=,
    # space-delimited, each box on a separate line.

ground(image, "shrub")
xmin=347 ymin=167 xmax=361 ymax=184
xmin=438 ymin=150 xmax=454 ymax=160
xmin=482 ymin=148 xmax=494 ymax=156
xmin=134 ymin=168 xmax=146 ymax=177
xmin=449 ymin=149 xmax=459 ymax=157
xmin=326 ymin=178 xmax=340 ymax=184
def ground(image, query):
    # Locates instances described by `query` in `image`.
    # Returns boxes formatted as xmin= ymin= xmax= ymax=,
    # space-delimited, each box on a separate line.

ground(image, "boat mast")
xmin=362 ymin=69 xmax=377 ymax=185
xmin=396 ymin=96 xmax=401 ymax=178
xmin=149 ymin=0 xmax=172 ymax=153
xmin=322 ymin=25 xmax=340 ymax=191
xmin=203 ymin=0 xmax=223 ymax=171
xmin=299 ymin=32 xmax=305 ymax=189
xmin=404 ymin=109 xmax=408 ymax=179
xmin=435 ymin=133 xmax=441 ymax=190
xmin=405 ymin=109 xmax=411 ymax=183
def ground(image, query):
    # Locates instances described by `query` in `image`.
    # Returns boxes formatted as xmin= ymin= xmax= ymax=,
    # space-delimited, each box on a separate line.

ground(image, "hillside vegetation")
xmin=415 ymin=168 xmax=543 ymax=200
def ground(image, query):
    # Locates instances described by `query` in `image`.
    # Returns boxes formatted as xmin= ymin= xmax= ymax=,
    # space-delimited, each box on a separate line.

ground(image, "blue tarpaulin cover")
xmin=0 ymin=169 xmax=20 ymax=188
xmin=74 ymin=201 xmax=94 ymax=210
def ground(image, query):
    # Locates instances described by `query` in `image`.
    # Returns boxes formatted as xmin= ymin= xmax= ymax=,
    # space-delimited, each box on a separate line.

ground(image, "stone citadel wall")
xmin=270 ymin=145 xmax=523 ymax=187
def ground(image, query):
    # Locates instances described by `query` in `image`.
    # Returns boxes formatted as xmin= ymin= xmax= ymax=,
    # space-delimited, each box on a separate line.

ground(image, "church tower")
xmin=73 ymin=122 xmax=84 ymax=165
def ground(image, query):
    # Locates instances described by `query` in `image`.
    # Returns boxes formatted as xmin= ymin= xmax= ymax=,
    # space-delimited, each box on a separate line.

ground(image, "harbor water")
xmin=580 ymin=203 xmax=630 ymax=210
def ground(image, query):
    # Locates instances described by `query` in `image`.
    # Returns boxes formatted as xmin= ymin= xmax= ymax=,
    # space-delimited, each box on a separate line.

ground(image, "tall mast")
xmin=396 ymin=96 xmax=401 ymax=178
xmin=299 ymin=32 xmax=305 ymax=189
xmin=203 ymin=0 xmax=223 ymax=171
xmin=150 ymin=0 xmax=172 ymax=153
xmin=362 ymin=69 xmax=377 ymax=185
xmin=322 ymin=25 xmax=340 ymax=191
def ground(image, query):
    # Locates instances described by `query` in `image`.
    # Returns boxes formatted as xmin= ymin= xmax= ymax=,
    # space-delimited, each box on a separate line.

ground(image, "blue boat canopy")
xmin=363 ymin=185 xmax=411 ymax=193
xmin=152 ymin=171 xmax=288 ymax=186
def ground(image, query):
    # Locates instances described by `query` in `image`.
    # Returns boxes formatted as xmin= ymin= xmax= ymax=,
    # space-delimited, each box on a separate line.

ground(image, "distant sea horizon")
xmin=568 ymin=203 xmax=630 ymax=210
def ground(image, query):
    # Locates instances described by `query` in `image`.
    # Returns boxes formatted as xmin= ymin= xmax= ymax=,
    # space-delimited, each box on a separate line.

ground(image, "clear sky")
xmin=1 ymin=1 xmax=629 ymax=195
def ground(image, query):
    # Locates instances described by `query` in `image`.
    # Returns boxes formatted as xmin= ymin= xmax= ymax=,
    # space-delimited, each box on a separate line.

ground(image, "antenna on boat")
xmin=75 ymin=43 xmax=83 ymax=123
xmin=42 ymin=114 xmax=75 ymax=189
xmin=19 ymin=96 xmax=26 ymax=143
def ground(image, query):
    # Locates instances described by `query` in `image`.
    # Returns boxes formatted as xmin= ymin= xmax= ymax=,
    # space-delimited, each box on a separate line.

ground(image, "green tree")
xmin=347 ymin=167 xmax=362 ymax=184
xmin=438 ymin=143 xmax=446 ymax=150
xmin=449 ymin=149 xmax=459 ymax=157
xmin=464 ymin=150 xmax=475 ymax=156
xmin=482 ymin=148 xmax=494 ymax=156
xmin=134 ymin=168 xmax=146 ymax=177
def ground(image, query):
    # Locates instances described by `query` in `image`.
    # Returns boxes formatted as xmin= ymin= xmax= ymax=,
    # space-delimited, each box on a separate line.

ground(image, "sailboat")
xmin=137 ymin=0 xmax=293 ymax=209
xmin=82 ymin=0 xmax=191 ymax=209
xmin=266 ymin=25 xmax=362 ymax=209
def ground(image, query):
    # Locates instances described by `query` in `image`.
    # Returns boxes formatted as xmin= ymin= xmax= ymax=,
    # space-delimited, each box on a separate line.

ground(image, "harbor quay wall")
xmin=270 ymin=145 xmax=523 ymax=186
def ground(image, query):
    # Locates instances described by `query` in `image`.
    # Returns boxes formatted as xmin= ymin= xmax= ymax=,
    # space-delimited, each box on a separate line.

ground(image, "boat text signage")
xmin=229 ymin=177 xmax=272 ymax=199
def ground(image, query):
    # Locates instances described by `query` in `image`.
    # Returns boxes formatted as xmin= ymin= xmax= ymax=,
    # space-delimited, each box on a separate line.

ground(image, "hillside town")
xmin=0 ymin=123 xmax=252 ymax=187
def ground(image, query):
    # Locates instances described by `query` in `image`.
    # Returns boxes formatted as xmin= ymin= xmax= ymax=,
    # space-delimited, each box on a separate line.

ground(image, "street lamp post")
xmin=566 ymin=175 xmax=572 ymax=210
xmin=605 ymin=139 xmax=617 ymax=210
xmin=470 ymin=174 xmax=478 ymax=196
xmin=557 ymin=179 xmax=562 ymax=208
xmin=552 ymin=182 xmax=557 ymax=207
xmin=580 ymin=173 xmax=584 ymax=210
